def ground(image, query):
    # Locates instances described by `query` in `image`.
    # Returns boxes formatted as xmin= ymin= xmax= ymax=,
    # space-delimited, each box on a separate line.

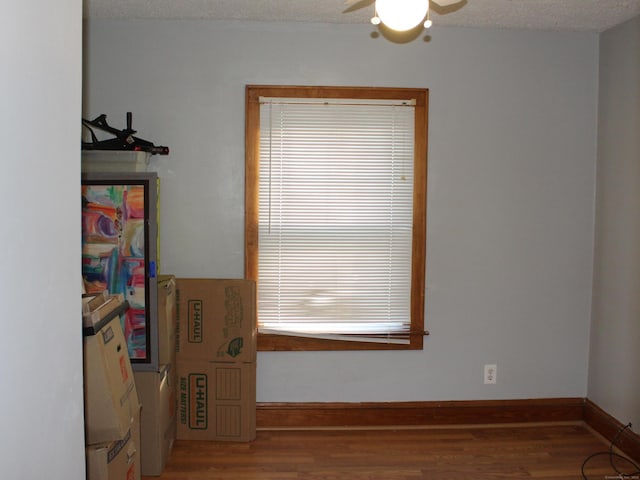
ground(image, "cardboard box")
xmin=175 ymin=279 xmax=256 ymax=363
xmin=176 ymin=361 xmax=256 ymax=442
xmin=157 ymin=275 xmax=177 ymax=367
xmin=133 ymin=365 xmax=177 ymax=476
xmin=84 ymin=316 xmax=140 ymax=445
xmin=86 ymin=407 xmax=141 ymax=480
xmin=82 ymin=294 xmax=128 ymax=336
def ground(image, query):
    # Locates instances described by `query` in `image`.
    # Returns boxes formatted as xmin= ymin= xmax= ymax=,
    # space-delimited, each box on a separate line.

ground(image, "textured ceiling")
xmin=83 ymin=0 xmax=640 ymax=32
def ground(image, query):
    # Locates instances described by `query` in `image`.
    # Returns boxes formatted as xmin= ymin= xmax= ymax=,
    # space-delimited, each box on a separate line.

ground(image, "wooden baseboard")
xmin=584 ymin=399 xmax=640 ymax=463
xmin=257 ymin=397 xmax=585 ymax=429
xmin=257 ymin=398 xmax=639 ymax=463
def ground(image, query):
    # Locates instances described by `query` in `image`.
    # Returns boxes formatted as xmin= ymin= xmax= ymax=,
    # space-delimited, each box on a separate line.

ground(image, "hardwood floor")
xmin=145 ymin=423 xmax=637 ymax=480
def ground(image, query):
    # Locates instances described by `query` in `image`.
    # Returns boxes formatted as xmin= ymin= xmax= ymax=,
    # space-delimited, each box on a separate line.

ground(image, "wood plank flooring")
xmin=146 ymin=423 xmax=636 ymax=480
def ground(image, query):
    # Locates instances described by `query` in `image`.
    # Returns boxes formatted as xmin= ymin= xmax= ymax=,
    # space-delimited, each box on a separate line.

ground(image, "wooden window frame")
xmin=245 ymin=85 xmax=428 ymax=351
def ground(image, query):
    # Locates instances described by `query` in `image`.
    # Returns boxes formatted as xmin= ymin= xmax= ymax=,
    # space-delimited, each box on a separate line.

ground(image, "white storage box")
xmin=82 ymin=150 xmax=151 ymax=172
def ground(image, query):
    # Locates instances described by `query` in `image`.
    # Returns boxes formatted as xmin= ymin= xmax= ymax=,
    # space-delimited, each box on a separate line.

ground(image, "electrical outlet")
xmin=484 ymin=364 xmax=497 ymax=384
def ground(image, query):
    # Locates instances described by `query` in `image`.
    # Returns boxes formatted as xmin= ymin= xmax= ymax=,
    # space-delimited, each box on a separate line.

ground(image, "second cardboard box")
xmin=176 ymin=279 xmax=256 ymax=363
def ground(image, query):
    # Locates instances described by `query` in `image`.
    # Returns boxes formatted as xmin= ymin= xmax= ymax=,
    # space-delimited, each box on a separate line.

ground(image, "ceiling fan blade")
xmin=431 ymin=0 xmax=467 ymax=14
xmin=343 ymin=0 xmax=374 ymax=13
xmin=431 ymin=0 xmax=462 ymax=6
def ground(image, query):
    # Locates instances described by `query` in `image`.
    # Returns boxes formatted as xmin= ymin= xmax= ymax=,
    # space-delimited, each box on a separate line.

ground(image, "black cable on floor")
xmin=581 ymin=423 xmax=640 ymax=479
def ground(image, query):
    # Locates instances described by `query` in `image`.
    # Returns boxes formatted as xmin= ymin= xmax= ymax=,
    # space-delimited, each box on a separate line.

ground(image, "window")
xmin=245 ymin=86 xmax=428 ymax=351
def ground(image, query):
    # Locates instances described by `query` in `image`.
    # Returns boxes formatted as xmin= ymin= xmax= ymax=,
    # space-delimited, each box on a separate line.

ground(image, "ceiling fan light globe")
xmin=375 ymin=0 xmax=429 ymax=31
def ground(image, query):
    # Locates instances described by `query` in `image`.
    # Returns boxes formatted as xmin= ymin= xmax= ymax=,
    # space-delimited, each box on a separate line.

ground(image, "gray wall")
xmin=85 ymin=19 xmax=598 ymax=402
xmin=589 ymin=15 xmax=640 ymax=429
xmin=1 ymin=1 xmax=85 ymax=479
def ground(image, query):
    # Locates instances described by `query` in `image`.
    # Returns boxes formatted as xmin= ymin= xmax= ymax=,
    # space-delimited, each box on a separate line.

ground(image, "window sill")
xmin=257 ymin=332 xmax=427 ymax=351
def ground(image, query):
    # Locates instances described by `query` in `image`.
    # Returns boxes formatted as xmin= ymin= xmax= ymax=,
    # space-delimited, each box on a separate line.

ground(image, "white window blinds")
xmin=258 ymin=97 xmax=416 ymax=344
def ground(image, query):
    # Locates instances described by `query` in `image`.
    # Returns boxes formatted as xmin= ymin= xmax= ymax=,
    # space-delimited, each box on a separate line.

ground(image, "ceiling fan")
xmin=344 ymin=0 xmax=466 ymax=31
